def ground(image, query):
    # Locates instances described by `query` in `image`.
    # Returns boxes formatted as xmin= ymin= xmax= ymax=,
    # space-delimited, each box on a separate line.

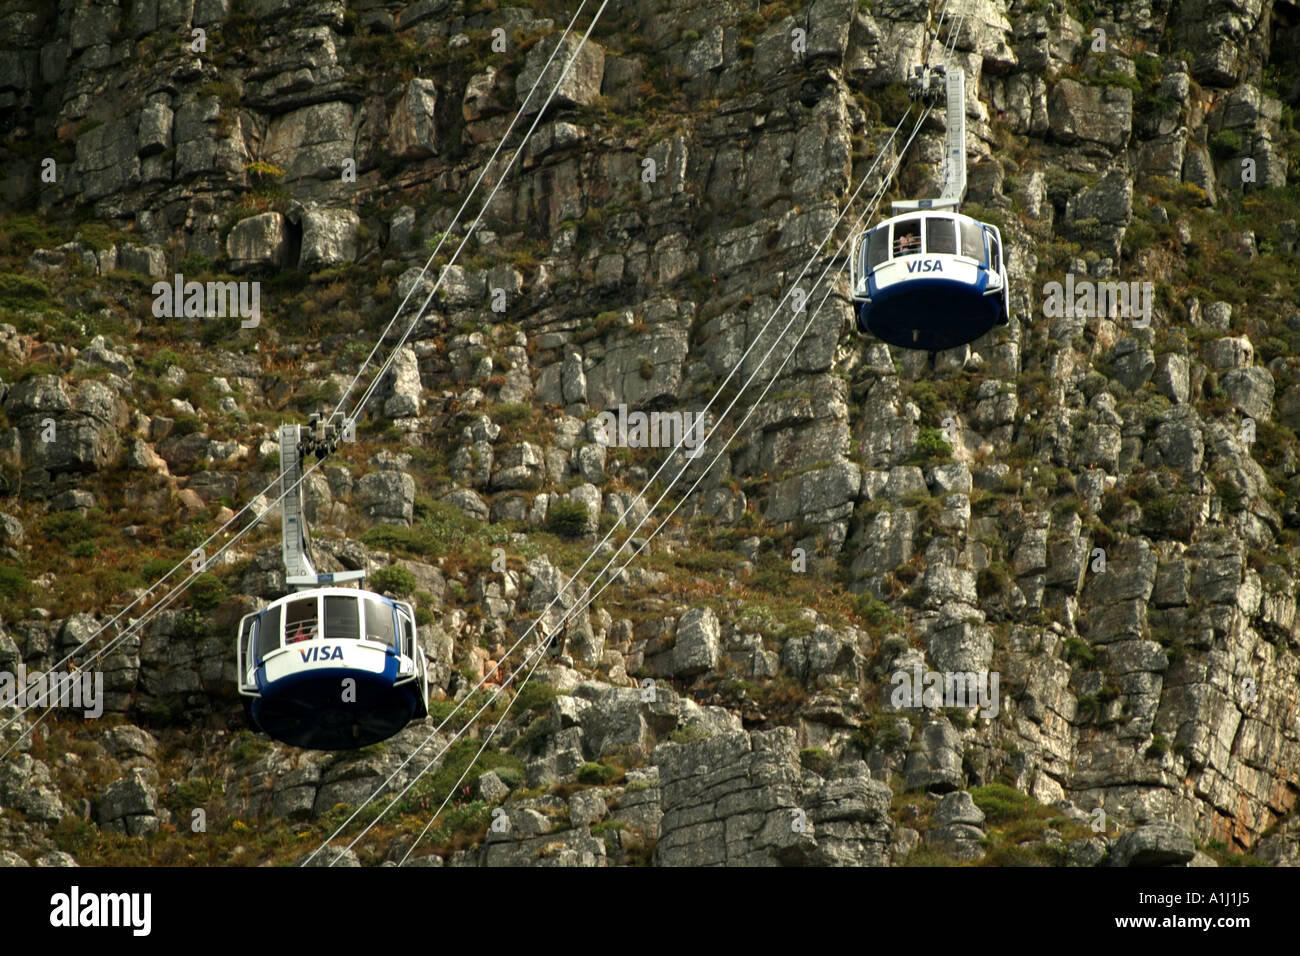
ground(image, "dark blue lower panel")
xmin=857 ymin=283 xmax=1001 ymax=352
xmin=249 ymin=669 xmax=424 ymax=751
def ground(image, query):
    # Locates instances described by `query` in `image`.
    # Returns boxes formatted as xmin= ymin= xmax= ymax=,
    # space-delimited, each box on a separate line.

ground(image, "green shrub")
xmin=488 ymin=403 xmax=531 ymax=427
xmin=0 ymin=272 xmax=52 ymax=308
xmin=514 ymin=682 xmax=558 ymax=713
xmin=370 ymin=564 xmax=417 ymax=596
xmin=546 ymin=499 xmax=591 ymax=538
xmin=856 ymin=594 xmax=901 ymax=628
xmin=0 ymin=566 xmax=30 ymax=600
xmin=361 ymin=502 xmax=482 ymax=558
xmin=1087 ymin=71 xmax=1141 ymax=94
xmin=231 ymin=731 xmax=269 ymax=764
xmin=493 ymin=765 xmax=525 ymax=790
xmin=18 ymin=361 xmax=60 ymax=382
xmin=1045 ymin=169 xmax=1088 ymax=211
xmin=174 ymin=609 xmax=207 ymax=640
xmin=165 ymin=778 xmax=212 ymax=816
xmin=576 ymin=762 xmax=620 ymax=785
xmin=1209 ymin=130 xmax=1243 ymax=160
xmin=799 ymin=747 xmax=835 ymax=777
xmin=1063 ymin=636 xmax=1097 ymax=666
xmin=428 ymin=738 xmax=525 ymax=801
xmin=140 ymin=557 xmax=177 ymax=581
xmin=977 ymin=562 xmax=1014 ymax=596
xmin=970 ymin=783 xmax=1034 ymax=823
xmin=177 ymin=254 xmax=213 ymax=276
xmin=1071 ymin=217 xmax=1109 ymax=241
xmin=910 ymin=426 xmax=952 ymax=464
xmin=170 ymin=415 xmax=203 ymax=437
xmin=2 ymin=214 xmax=62 ymax=251
xmin=189 ymin=572 xmax=226 ymax=610
xmin=40 ymin=511 xmax=102 ymax=545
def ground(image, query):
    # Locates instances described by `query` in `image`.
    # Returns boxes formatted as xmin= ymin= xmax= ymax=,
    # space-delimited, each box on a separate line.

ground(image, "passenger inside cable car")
xmin=893 ymin=220 xmax=922 ymax=255
xmin=285 ymin=596 xmax=318 ymax=644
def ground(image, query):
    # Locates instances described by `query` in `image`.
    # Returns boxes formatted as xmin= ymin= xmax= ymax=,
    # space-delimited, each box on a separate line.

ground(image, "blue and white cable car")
xmin=850 ymin=208 xmax=1008 ymax=351
xmin=850 ymin=65 xmax=1011 ymax=352
xmin=236 ymin=422 xmax=429 ymax=750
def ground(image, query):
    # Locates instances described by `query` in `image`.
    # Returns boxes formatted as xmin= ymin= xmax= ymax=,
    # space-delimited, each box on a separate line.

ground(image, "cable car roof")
xmin=256 ymin=586 xmax=403 ymax=611
xmin=864 ymin=210 xmax=998 ymax=232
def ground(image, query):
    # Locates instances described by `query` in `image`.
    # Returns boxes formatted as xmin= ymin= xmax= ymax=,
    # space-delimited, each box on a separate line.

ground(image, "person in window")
xmin=894 ymin=232 xmax=921 ymax=255
xmin=289 ymin=621 xmax=313 ymax=644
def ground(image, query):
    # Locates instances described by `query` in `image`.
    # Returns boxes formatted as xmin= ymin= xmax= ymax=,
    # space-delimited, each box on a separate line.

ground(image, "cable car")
xmin=236 ymin=421 xmax=429 ymax=750
xmin=850 ymin=64 xmax=1011 ymax=352
xmin=850 ymin=209 xmax=1008 ymax=352
xmin=237 ymin=587 xmax=428 ymax=750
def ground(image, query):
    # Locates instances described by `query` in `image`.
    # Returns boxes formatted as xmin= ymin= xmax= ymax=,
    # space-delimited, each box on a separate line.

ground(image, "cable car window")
xmin=960 ymin=219 xmax=985 ymax=264
xmin=241 ymin=617 xmax=257 ymax=672
xmin=285 ymin=597 xmax=318 ymax=644
xmin=866 ymin=228 xmax=890 ymax=270
xmin=893 ymin=219 xmax=922 ymax=256
xmin=925 ymin=217 xmax=957 ymax=255
xmin=364 ymin=598 xmax=397 ymax=648
xmin=324 ymin=595 xmax=360 ymax=641
xmin=400 ymin=615 xmax=414 ymax=658
xmin=257 ymin=604 xmax=282 ymax=659
xmin=988 ymin=231 xmax=1001 ymax=270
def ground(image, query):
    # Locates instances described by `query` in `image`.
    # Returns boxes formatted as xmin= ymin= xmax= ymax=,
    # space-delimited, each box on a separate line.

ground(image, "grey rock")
xmin=1068 ymin=168 xmax=1133 ymax=226
xmin=933 ymin=791 xmax=986 ymax=827
xmin=673 ymin=606 xmax=720 ymax=677
xmin=516 ymin=34 xmax=605 ymax=113
xmin=227 ymin=213 xmax=289 ymax=272
xmin=356 ymin=471 xmax=415 ymax=525
xmin=383 ymin=345 xmax=423 ymax=418
xmin=1109 ymin=823 xmax=1195 ymax=867
xmin=766 ymin=460 xmax=861 ymax=525
xmin=569 ymin=790 xmax=607 ymax=828
xmin=1154 ymin=353 xmax=1189 ymax=403
xmin=96 ymin=768 xmax=158 ymax=836
xmin=74 ymin=336 xmax=133 ymax=378
xmin=300 ymin=847 xmax=361 ymax=867
xmin=117 ymin=244 xmax=167 ymax=277
xmin=300 ymin=207 xmax=360 ymax=269
xmin=491 ymin=442 xmax=544 ymax=490
xmin=441 ymin=488 xmax=489 ymax=521
xmin=266 ymin=101 xmax=356 ymax=180
xmin=138 ymin=101 xmax=173 ymax=156
xmin=561 ymin=351 xmax=587 ymax=405
xmin=33 ymin=851 xmax=79 ymax=867
xmin=903 ymin=719 xmax=963 ymax=792
xmin=1221 ymin=366 xmax=1273 ymax=421
xmin=387 ymin=78 xmax=438 ymax=159
xmin=1049 ymin=80 xmax=1132 ymax=150
xmin=477 ymin=770 xmax=510 ymax=803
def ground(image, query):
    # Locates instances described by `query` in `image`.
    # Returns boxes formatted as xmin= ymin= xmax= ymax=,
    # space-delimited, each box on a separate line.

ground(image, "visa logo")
xmin=906 ymin=259 xmax=943 ymax=273
xmin=300 ymin=646 xmax=344 ymax=662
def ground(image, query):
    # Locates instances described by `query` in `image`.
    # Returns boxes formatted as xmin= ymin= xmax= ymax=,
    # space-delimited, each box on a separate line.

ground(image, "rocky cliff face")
xmin=0 ymin=0 xmax=1299 ymax=867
